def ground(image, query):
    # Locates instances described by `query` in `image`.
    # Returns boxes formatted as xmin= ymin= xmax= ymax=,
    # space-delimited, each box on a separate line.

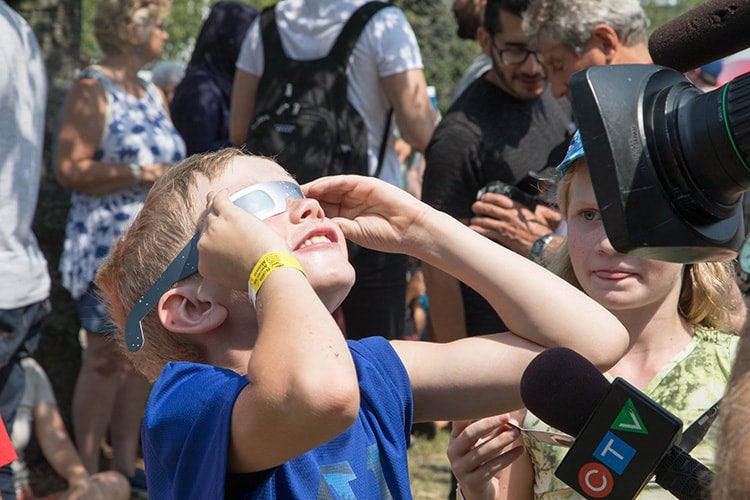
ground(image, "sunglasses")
xmin=124 ymin=181 xmax=304 ymax=352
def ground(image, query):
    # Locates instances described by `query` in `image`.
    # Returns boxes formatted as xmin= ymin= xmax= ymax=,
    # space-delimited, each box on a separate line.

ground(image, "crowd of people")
xmin=2 ymin=0 xmax=749 ymax=498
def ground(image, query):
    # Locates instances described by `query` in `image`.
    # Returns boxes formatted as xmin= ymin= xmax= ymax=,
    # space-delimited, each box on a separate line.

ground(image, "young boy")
xmin=96 ymin=148 xmax=628 ymax=497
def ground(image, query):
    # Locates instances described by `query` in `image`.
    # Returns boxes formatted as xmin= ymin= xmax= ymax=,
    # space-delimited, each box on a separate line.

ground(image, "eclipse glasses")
xmin=124 ymin=181 xmax=304 ymax=352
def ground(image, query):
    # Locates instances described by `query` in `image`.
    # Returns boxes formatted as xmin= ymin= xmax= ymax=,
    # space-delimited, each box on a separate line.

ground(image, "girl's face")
xmin=565 ymin=162 xmax=684 ymax=314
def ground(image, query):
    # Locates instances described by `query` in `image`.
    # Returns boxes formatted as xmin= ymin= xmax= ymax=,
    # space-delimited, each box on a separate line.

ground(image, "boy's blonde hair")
xmin=96 ymin=148 xmax=247 ymax=380
xmin=550 ymin=161 xmax=734 ymax=330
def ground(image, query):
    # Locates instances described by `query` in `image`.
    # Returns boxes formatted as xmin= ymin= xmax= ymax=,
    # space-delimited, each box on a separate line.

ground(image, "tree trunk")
xmin=9 ymin=0 xmax=82 ymax=493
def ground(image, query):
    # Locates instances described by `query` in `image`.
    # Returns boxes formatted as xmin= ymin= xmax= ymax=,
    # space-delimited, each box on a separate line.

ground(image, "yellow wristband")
xmin=248 ymin=252 xmax=306 ymax=304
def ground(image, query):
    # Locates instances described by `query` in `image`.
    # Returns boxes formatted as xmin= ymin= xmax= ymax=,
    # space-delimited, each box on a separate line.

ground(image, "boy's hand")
xmin=198 ymin=190 xmax=288 ymax=291
xmin=447 ymin=414 xmax=525 ymax=500
xmin=303 ymin=175 xmax=431 ymax=254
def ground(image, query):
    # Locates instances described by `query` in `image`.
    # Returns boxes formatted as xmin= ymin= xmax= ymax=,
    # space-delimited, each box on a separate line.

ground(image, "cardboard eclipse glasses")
xmin=124 ymin=181 xmax=303 ymax=352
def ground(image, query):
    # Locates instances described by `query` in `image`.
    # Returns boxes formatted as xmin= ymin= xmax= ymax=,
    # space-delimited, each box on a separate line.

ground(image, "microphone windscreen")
xmin=520 ymin=348 xmax=611 ymax=437
xmin=649 ymin=0 xmax=750 ymax=72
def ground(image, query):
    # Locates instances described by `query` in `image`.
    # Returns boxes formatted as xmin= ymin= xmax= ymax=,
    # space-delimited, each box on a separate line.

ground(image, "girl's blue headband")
xmin=556 ymin=129 xmax=584 ymax=176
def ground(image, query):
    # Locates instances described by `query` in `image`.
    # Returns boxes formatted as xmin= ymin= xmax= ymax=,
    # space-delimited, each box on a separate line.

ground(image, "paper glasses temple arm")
xmin=124 ymin=231 xmax=201 ymax=352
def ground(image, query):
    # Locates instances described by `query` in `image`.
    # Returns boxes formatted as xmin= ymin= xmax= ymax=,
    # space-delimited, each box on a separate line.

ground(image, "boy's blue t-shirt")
xmin=142 ymin=336 xmax=414 ymax=498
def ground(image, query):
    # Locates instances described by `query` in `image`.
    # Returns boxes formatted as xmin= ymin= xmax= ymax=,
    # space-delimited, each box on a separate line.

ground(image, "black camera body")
xmin=571 ymin=64 xmax=750 ymax=263
xmin=477 ymin=179 xmax=540 ymax=211
xmin=477 ymin=172 xmax=557 ymax=211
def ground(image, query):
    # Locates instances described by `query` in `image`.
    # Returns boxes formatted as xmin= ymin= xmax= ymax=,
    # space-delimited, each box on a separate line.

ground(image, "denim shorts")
xmin=75 ymin=284 xmax=115 ymax=334
xmin=0 ymin=298 xmax=51 ymax=444
xmin=0 ymin=298 xmax=50 ymax=366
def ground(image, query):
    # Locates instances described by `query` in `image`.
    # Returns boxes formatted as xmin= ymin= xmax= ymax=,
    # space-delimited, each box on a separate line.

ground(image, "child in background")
xmin=447 ymin=131 xmax=740 ymax=499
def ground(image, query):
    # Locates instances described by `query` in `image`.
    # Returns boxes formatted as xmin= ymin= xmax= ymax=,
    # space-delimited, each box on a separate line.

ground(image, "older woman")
xmin=54 ymin=0 xmax=185 ymax=492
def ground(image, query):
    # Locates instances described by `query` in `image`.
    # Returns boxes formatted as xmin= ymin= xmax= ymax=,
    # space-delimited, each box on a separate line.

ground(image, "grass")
xmin=409 ymin=425 xmax=453 ymax=499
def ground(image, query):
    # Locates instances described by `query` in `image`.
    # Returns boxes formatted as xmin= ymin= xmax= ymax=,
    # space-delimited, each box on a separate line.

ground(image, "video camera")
xmin=570 ymin=64 xmax=750 ymax=263
xmin=566 ymin=0 xmax=750 ymax=264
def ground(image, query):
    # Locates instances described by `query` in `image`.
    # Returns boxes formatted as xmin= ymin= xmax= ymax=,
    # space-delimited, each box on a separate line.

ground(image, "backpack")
xmin=245 ymin=1 xmax=392 ymax=184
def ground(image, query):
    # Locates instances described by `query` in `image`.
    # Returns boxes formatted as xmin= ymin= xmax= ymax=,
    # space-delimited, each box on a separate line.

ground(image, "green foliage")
xmin=642 ymin=0 xmax=707 ymax=33
xmin=79 ymin=0 xmax=704 ymax=108
xmin=395 ymin=0 xmax=479 ymax=113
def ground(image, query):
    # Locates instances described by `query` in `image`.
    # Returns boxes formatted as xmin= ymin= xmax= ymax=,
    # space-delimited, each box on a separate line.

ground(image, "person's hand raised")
xmin=303 ymin=175 xmax=431 ymax=255
xmin=197 ymin=190 xmax=289 ymax=291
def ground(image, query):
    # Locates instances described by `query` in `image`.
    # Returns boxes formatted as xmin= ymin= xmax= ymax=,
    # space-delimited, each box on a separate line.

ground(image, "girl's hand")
xmin=448 ymin=414 xmax=525 ymax=500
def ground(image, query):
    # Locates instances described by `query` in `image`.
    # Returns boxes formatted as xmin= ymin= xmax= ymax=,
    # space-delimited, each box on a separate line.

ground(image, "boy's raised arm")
xmin=305 ymin=176 xmax=628 ymax=418
xmin=305 ymin=175 xmax=628 ymax=364
xmin=198 ymin=191 xmax=360 ymax=473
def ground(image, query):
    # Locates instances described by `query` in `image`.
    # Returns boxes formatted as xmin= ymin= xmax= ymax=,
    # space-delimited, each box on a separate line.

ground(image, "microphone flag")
xmin=555 ymin=378 xmax=682 ymax=499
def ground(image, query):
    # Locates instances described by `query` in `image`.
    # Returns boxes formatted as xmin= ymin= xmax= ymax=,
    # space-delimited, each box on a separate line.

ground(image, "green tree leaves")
xmin=77 ymin=0 xmax=707 ymax=113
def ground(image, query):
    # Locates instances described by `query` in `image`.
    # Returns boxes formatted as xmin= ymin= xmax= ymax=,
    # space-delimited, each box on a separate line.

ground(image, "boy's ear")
xmin=157 ymin=282 xmax=228 ymax=335
xmin=589 ymin=24 xmax=619 ymax=64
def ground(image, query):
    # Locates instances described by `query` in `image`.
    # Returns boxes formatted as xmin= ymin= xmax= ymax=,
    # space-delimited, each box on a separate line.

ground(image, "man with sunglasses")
xmin=422 ymin=0 xmax=573 ymax=344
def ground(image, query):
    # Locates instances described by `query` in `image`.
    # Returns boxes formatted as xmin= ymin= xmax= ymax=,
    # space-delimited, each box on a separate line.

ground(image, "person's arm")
xmin=713 ymin=333 xmax=750 ymax=499
xmin=33 ymin=402 xmax=93 ymax=495
xmin=470 ymin=193 xmax=563 ymax=259
xmin=498 ymin=452 xmax=535 ymax=500
xmin=229 ymin=68 xmax=259 ymax=146
xmin=495 ymin=409 xmax=535 ymax=500
xmin=380 ymin=69 xmax=436 ymax=153
xmin=305 ymin=175 xmax=629 ymax=418
xmin=54 ymin=78 xmax=169 ymax=193
xmin=422 ymin=263 xmax=468 ymax=342
xmin=196 ymin=190 xmax=359 ymax=474
xmin=420 ymin=115 xmax=482 ymax=342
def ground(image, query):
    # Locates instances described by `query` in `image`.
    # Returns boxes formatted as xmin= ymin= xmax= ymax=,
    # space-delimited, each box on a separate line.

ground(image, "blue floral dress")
xmin=60 ymin=66 xmax=186 ymax=301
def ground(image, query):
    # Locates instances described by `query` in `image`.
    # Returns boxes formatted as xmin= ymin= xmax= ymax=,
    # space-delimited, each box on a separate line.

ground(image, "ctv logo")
xmin=578 ymin=399 xmax=647 ymax=498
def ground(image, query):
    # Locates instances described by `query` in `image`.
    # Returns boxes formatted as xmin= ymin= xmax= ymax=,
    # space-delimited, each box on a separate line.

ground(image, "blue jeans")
xmin=0 ymin=299 xmax=50 ymax=498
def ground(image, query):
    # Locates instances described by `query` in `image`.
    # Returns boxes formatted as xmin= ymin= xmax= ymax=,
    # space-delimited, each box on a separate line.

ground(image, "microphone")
xmin=648 ymin=0 xmax=750 ymax=73
xmin=520 ymin=348 xmax=713 ymax=499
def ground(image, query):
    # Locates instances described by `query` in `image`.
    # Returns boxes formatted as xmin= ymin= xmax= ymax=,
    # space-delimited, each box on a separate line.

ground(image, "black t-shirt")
xmin=422 ymin=76 xmax=572 ymax=336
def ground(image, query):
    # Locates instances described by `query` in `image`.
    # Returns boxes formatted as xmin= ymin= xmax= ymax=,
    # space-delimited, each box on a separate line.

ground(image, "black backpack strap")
xmin=330 ymin=2 xmax=392 ymax=177
xmin=374 ymin=108 xmax=393 ymax=179
xmin=258 ymin=6 xmax=289 ymax=67
xmin=329 ymin=2 xmax=390 ymax=69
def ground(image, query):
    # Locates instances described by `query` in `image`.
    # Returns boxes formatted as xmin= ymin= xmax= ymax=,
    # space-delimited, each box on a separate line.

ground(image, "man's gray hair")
xmin=522 ymin=0 xmax=650 ymax=53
